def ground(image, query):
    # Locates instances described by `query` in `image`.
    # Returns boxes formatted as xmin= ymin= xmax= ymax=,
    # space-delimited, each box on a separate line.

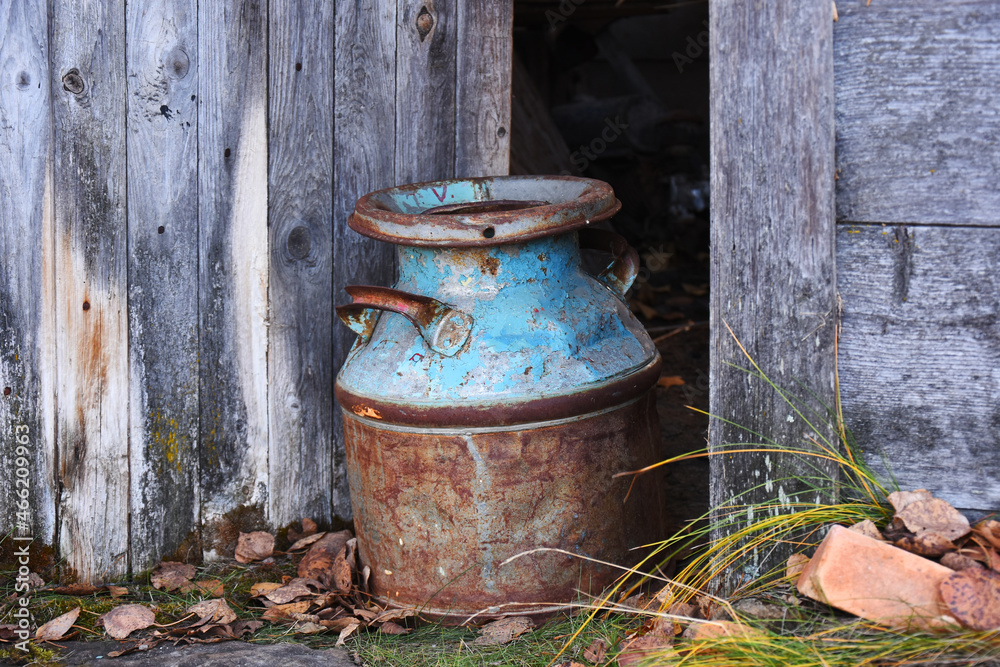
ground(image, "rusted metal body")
xmin=335 ymin=175 xmax=664 ymax=619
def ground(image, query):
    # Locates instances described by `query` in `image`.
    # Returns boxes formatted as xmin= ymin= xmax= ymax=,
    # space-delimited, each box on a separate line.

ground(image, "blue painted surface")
xmin=337 ymin=231 xmax=657 ymax=410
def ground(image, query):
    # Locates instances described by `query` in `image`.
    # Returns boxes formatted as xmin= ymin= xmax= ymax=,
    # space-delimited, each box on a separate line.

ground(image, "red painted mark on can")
xmin=431 ymin=185 xmax=447 ymax=202
xmin=410 ymin=353 xmax=424 ymax=362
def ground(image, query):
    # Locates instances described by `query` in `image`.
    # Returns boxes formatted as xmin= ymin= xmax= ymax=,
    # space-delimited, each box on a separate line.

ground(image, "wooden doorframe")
xmin=708 ymin=0 xmax=838 ymax=589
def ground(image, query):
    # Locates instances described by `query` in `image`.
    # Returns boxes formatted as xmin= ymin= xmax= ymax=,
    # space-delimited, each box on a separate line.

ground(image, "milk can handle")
xmin=578 ymin=228 xmax=640 ymax=297
xmin=336 ymin=286 xmax=474 ymax=357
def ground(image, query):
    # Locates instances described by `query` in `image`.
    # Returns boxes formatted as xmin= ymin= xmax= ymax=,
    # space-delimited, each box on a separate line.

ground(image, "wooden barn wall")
xmin=834 ymin=0 xmax=1000 ymax=512
xmin=0 ymin=0 xmax=512 ymax=582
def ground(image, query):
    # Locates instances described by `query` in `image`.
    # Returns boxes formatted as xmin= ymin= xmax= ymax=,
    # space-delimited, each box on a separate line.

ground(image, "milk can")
xmin=335 ymin=176 xmax=665 ymax=620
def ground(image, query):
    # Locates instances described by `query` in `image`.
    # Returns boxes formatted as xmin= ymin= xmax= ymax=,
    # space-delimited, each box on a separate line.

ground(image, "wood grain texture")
xmin=455 ymin=0 xmax=512 ymax=177
xmin=0 ymin=0 xmax=57 ymax=550
xmin=395 ymin=0 xmax=456 ymax=184
xmin=331 ymin=0 xmax=398 ymax=521
xmin=126 ymin=0 xmax=200 ymax=572
xmin=709 ymin=0 xmax=838 ymax=589
xmin=50 ymin=0 xmax=130 ymax=581
xmin=838 ymin=224 xmax=1000 ymax=511
xmin=198 ymin=0 xmax=269 ymax=554
xmin=834 ymin=0 xmax=1000 ymax=226
xmin=268 ymin=0 xmax=335 ymax=528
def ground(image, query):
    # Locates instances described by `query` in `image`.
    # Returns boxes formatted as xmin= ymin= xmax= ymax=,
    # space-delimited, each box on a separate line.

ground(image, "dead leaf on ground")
xmin=887 ymin=489 xmax=934 ymax=513
xmin=848 ymin=519 xmax=885 ymax=541
xmin=179 ymin=578 xmax=224 ymax=598
xmin=940 ymin=568 xmax=1000 ymax=631
xmin=786 ymin=553 xmax=810 ymax=581
xmin=942 ymin=552 xmax=984 ymax=572
xmin=297 ymin=529 xmax=352 ymax=584
xmin=287 ymin=517 xmax=319 ymax=544
xmin=683 ymin=620 xmax=762 ymax=641
xmin=473 ymin=616 xmax=535 ymax=646
xmin=554 ymin=663 xmax=587 ymax=667
xmin=379 ymin=621 xmax=410 ymax=635
xmin=337 ymin=620 xmax=362 ymax=646
xmin=288 ymin=531 xmax=327 ymax=552
xmin=107 ymin=585 xmax=129 ymax=598
xmin=187 ymin=599 xmax=238 ymax=625
xmin=974 ymin=520 xmax=1000 ymax=551
xmin=657 ymin=375 xmax=686 ymax=388
xmin=99 ymin=604 xmax=157 ymax=640
xmin=151 ymin=562 xmax=197 ymax=591
xmin=291 ymin=621 xmax=326 ymax=635
xmin=618 ymin=634 xmax=672 ymax=666
xmin=894 ymin=532 xmax=955 ymax=558
xmin=250 ymin=582 xmax=283 ymax=597
xmin=897 ymin=498 xmax=970 ymax=542
xmin=235 ymin=531 xmax=275 ymax=563
xmin=261 ymin=600 xmax=312 ymax=622
xmin=52 ymin=583 xmax=99 ymax=596
xmin=35 ymin=607 xmax=80 ymax=641
xmin=264 ymin=579 xmax=320 ymax=604
xmin=584 ymin=637 xmax=608 ymax=662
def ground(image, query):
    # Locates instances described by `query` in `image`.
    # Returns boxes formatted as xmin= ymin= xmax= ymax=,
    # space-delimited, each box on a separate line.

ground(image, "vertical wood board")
xmin=395 ymin=0 xmax=456 ymax=184
xmin=268 ymin=0 xmax=336 ymax=528
xmin=833 ymin=0 xmax=1000 ymax=226
xmin=709 ymin=0 xmax=838 ymax=588
xmin=0 ymin=0 xmax=57 ymax=551
xmin=50 ymin=0 xmax=130 ymax=581
xmin=126 ymin=0 xmax=201 ymax=571
xmin=198 ymin=0 xmax=270 ymax=557
xmin=838 ymin=224 xmax=1000 ymax=510
xmin=455 ymin=0 xmax=512 ymax=177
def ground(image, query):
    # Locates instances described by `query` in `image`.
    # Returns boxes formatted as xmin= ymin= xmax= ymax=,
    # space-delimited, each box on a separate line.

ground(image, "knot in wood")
xmin=415 ymin=6 xmax=434 ymax=42
xmin=287 ymin=225 xmax=312 ymax=260
xmin=16 ymin=71 xmax=31 ymax=90
xmin=166 ymin=47 xmax=190 ymax=79
xmin=62 ymin=69 xmax=85 ymax=95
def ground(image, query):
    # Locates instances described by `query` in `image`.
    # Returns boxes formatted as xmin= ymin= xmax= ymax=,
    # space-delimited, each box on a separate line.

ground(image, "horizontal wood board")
xmin=837 ymin=224 xmax=1000 ymax=510
xmin=833 ymin=0 xmax=1000 ymax=226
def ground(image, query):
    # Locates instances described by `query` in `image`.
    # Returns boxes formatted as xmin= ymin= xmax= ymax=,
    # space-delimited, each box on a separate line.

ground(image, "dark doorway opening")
xmin=511 ymin=1 xmax=711 ymax=536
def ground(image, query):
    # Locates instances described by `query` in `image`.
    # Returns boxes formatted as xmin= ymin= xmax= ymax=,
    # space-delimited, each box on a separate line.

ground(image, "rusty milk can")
xmin=335 ymin=175 xmax=665 ymax=619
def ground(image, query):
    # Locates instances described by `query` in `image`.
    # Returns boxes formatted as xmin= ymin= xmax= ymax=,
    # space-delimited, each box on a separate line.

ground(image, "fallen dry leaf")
xmin=894 ymin=532 xmax=954 ymax=558
xmin=35 ymin=607 xmax=80 ymax=641
xmin=897 ymin=498 xmax=970 ymax=542
xmin=379 ymin=621 xmax=410 ymax=635
xmin=298 ymin=530 xmax=353 ymax=583
xmin=52 ymin=583 xmax=99 ymax=596
xmin=331 ymin=553 xmax=353 ymax=593
xmin=657 ymin=375 xmax=686 ymax=388
xmin=235 ymin=531 xmax=275 ymax=563
xmin=618 ymin=634 xmax=671 ymax=666
xmin=887 ymin=489 xmax=934 ymax=513
xmin=584 ymin=637 xmax=608 ymax=662
xmin=848 ymin=519 xmax=885 ymax=541
xmin=287 ymin=518 xmax=319 ymax=544
xmin=107 ymin=585 xmax=129 ymax=598
xmin=683 ymin=620 xmax=762 ymax=641
xmin=939 ymin=568 xmax=1000 ymax=631
xmin=261 ymin=600 xmax=312 ymax=622
xmin=188 ymin=599 xmax=237 ymax=625
xmin=180 ymin=579 xmax=224 ymax=598
xmin=554 ymin=663 xmax=586 ymax=667
xmin=291 ymin=621 xmax=326 ymax=634
xmin=99 ymin=605 xmax=157 ymax=640
xmin=941 ymin=552 xmax=984 ymax=572
xmin=786 ymin=553 xmax=810 ymax=581
xmin=337 ymin=620 xmax=362 ymax=646
xmin=473 ymin=616 xmax=534 ymax=646
xmin=264 ymin=579 xmax=320 ymax=604
xmin=288 ymin=531 xmax=327 ymax=552
xmin=150 ymin=562 xmax=197 ymax=591
xmin=974 ymin=520 xmax=1000 ymax=551
xmin=250 ymin=582 xmax=283 ymax=597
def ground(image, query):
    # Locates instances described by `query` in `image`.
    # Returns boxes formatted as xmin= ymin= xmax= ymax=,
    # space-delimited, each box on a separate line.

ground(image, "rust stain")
xmin=353 ymin=404 xmax=382 ymax=419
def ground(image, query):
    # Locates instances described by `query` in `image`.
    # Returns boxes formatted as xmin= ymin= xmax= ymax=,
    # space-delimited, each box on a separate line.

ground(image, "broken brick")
xmin=796 ymin=525 xmax=954 ymax=630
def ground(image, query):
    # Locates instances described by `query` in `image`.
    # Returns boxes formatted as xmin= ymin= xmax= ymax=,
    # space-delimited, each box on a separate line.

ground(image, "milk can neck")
xmin=396 ymin=233 xmax=580 ymax=291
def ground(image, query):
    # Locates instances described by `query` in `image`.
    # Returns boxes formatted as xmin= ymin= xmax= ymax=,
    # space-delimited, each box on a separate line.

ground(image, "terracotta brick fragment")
xmin=796 ymin=525 xmax=955 ymax=630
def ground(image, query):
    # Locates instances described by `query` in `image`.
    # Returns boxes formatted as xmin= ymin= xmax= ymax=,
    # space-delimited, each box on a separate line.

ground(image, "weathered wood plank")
xmin=709 ymin=0 xmax=838 ymax=589
xmin=198 ymin=0 xmax=269 ymax=558
xmin=455 ymin=0 xmax=512 ymax=177
xmin=0 ymin=0 xmax=57 ymax=555
xmin=268 ymin=0 xmax=336 ymax=528
xmin=126 ymin=0 xmax=200 ymax=572
xmin=331 ymin=0 xmax=397 ymax=521
xmin=395 ymin=0 xmax=456 ymax=184
xmin=50 ymin=0 xmax=130 ymax=581
xmin=838 ymin=224 xmax=1000 ymax=511
xmin=834 ymin=0 xmax=1000 ymax=226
